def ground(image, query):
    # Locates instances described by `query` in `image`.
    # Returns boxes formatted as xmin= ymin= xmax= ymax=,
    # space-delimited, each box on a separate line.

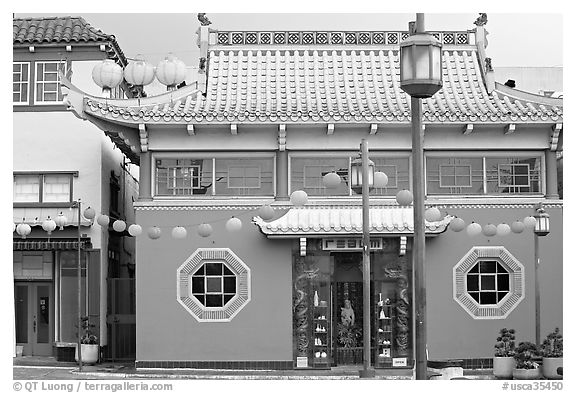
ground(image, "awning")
xmin=13 ymin=208 xmax=92 ymax=227
xmin=13 ymin=238 xmax=92 ymax=251
xmin=253 ymin=206 xmax=452 ymax=237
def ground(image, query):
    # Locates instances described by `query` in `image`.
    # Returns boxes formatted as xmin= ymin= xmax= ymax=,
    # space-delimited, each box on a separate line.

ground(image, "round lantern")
xmin=197 ymin=223 xmax=213 ymax=238
xmin=399 ymin=31 xmax=443 ymax=98
xmin=322 ymin=172 xmax=341 ymax=189
xmin=128 ymin=224 xmax=143 ymax=237
xmin=449 ymin=217 xmax=466 ymax=232
xmin=523 ymin=216 xmax=537 ymax=229
xmin=16 ymin=223 xmax=32 ymax=239
xmin=496 ymin=223 xmax=511 ymax=236
xmin=83 ymin=206 xmax=96 ymax=220
xmin=54 ymin=212 xmax=67 ymax=230
xmin=258 ymin=205 xmax=275 ymax=220
xmin=148 ymin=226 xmax=162 ymax=240
xmin=424 ymin=207 xmax=442 ymax=222
xmin=510 ymin=221 xmax=525 ymax=234
xmin=92 ymin=59 xmax=123 ymax=90
xmin=42 ymin=216 xmax=57 ymax=235
xmin=225 ymin=217 xmax=243 ymax=232
xmin=172 ymin=226 xmax=187 ymax=239
xmin=373 ymin=171 xmax=389 ymax=188
xmin=290 ymin=190 xmax=308 ymax=207
xmin=123 ymin=55 xmax=155 ymax=86
xmin=13 ymin=222 xmax=16 ymax=233
xmin=396 ymin=189 xmax=413 ymax=206
xmin=96 ymin=214 xmax=110 ymax=227
xmin=155 ymin=53 xmax=187 ymax=89
xmin=482 ymin=224 xmax=497 ymax=237
xmin=112 ymin=220 xmax=126 ymax=232
xmin=466 ymin=222 xmax=482 ymax=237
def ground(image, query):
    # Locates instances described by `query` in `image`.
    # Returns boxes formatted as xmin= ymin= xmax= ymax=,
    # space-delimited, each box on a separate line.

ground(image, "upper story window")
xmin=154 ymin=155 xmax=274 ymax=197
xmin=35 ymin=61 xmax=65 ymax=104
xmin=13 ymin=62 xmax=30 ymax=105
xmin=13 ymin=173 xmax=73 ymax=204
xmin=426 ymin=154 xmax=542 ymax=196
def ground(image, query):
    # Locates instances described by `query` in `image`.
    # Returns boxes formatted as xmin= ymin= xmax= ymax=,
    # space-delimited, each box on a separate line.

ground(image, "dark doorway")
xmin=14 ymin=282 xmax=54 ymax=356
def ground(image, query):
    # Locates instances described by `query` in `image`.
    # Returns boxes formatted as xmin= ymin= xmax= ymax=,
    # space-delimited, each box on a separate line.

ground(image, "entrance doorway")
xmin=14 ymin=282 xmax=54 ymax=356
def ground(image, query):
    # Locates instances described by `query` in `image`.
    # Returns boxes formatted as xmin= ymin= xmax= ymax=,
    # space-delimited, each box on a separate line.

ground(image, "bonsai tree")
xmin=514 ymin=341 xmax=540 ymax=369
xmin=494 ymin=328 xmax=516 ymax=357
xmin=541 ymin=328 xmax=563 ymax=358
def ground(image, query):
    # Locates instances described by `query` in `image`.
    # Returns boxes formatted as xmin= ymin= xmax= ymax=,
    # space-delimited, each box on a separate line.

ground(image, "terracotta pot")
xmin=493 ymin=357 xmax=515 ymax=379
xmin=75 ymin=344 xmax=99 ymax=365
xmin=542 ymin=357 xmax=563 ymax=379
xmin=513 ymin=367 xmax=541 ymax=380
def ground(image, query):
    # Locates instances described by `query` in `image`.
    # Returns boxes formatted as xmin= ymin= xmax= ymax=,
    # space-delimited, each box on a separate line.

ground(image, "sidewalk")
xmin=13 ymin=356 xmax=496 ymax=380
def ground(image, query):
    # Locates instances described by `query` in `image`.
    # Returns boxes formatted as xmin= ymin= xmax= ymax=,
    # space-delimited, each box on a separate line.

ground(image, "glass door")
xmin=14 ymin=282 xmax=53 ymax=356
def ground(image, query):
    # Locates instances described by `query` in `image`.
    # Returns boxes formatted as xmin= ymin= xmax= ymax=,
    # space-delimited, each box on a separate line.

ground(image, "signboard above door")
xmin=322 ymin=238 xmax=383 ymax=251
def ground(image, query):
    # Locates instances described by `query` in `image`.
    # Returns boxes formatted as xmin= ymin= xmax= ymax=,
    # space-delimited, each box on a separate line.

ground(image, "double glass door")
xmin=14 ymin=282 xmax=53 ymax=356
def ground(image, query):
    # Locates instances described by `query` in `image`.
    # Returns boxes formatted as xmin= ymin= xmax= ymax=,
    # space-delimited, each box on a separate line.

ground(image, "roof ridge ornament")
xmin=473 ymin=13 xmax=488 ymax=27
xmin=197 ymin=13 xmax=212 ymax=26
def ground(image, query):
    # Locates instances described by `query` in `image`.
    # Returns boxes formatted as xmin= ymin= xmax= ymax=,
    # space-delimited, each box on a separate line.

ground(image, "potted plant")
xmin=540 ymin=328 xmax=562 ymax=379
xmin=513 ymin=341 xmax=541 ymax=380
xmin=74 ymin=316 xmax=99 ymax=365
xmin=493 ymin=328 xmax=516 ymax=379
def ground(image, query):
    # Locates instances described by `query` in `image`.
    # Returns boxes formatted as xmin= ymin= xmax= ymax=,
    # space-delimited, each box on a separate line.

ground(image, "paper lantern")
xmin=424 ymin=207 xmax=442 ymax=222
xmin=466 ymin=222 xmax=482 ymax=236
xmin=496 ymin=223 xmax=511 ymax=236
xmin=226 ymin=217 xmax=243 ymax=232
xmin=54 ymin=213 xmax=67 ymax=230
xmin=92 ymin=59 xmax=123 ymax=89
xmin=197 ymin=223 xmax=213 ymax=238
xmin=148 ymin=226 xmax=162 ymax=240
xmin=172 ymin=226 xmax=187 ymax=239
xmin=290 ymin=190 xmax=308 ymax=207
xmin=511 ymin=221 xmax=525 ymax=234
xmin=258 ymin=205 xmax=275 ymax=220
xmin=482 ymin=224 xmax=497 ymax=237
xmin=42 ymin=217 xmax=57 ymax=235
xmin=396 ymin=189 xmax=413 ymax=206
xmin=16 ymin=223 xmax=31 ymax=239
xmin=322 ymin=172 xmax=341 ymax=189
xmin=96 ymin=214 xmax=110 ymax=227
xmin=128 ymin=224 xmax=143 ymax=237
xmin=373 ymin=171 xmax=389 ymax=188
xmin=123 ymin=55 xmax=155 ymax=86
xmin=449 ymin=217 xmax=466 ymax=232
xmin=13 ymin=223 xmax=16 ymax=233
xmin=523 ymin=216 xmax=537 ymax=229
xmin=83 ymin=206 xmax=96 ymax=220
xmin=112 ymin=220 xmax=126 ymax=232
xmin=155 ymin=53 xmax=186 ymax=88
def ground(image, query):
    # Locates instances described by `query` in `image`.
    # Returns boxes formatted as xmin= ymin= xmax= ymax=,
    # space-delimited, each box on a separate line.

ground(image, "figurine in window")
xmin=341 ymin=299 xmax=355 ymax=327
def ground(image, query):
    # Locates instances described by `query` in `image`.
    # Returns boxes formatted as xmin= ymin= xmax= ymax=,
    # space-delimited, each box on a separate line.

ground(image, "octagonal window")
xmin=191 ymin=262 xmax=237 ymax=307
xmin=466 ymin=260 xmax=510 ymax=305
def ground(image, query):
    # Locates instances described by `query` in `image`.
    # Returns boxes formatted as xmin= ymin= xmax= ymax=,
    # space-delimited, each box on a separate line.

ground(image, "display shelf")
xmin=312 ymin=286 xmax=331 ymax=369
xmin=375 ymin=293 xmax=395 ymax=368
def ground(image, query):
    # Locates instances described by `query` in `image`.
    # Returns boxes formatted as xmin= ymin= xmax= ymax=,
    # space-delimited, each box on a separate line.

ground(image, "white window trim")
xmin=453 ymin=246 xmax=525 ymax=319
xmin=438 ymin=164 xmax=473 ymax=188
xmin=177 ymin=248 xmax=251 ymax=322
xmin=34 ymin=61 xmax=66 ymax=105
xmin=227 ymin=166 xmax=262 ymax=189
xmin=497 ymin=163 xmax=531 ymax=189
xmin=13 ymin=62 xmax=31 ymax=106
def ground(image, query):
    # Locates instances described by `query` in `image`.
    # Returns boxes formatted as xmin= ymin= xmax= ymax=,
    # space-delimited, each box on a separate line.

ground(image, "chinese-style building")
xmin=61 ymin=16 xmax=562 ymax=370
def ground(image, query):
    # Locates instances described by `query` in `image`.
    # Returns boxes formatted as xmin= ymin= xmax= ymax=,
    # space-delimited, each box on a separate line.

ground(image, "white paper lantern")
xmin=197 ymin=223 xmax=213 ymax=238
xmin=511 ymin=221 xmax=525 ymax=234
xmin=128 ymin=224 xmax=143 ymax=237
xmin=172 ymin=226 xmax=187 ymax=239
xmin=42 ymin=217 xmax=57 ymax=235
xmin=523 ymin=216 xmax=537 ymax=229
xmin=482 ymin=224 xmax=497 ymax=237
xmin=54 ymin=213 xmax=67 ymax=230
xmin=83 ymin=206 xmax=96 ymax=220
xmin=112 ymin=220 xmax=126 ymax=232
xmin=226 ymin=217 xmax=243 ymax=232
xmin=123 ymin=55 xmax=155 ymax=86
xmin=373 ymin=171 xmax=389 ymax=188
xmin=290 ymin=190 xmax=308 ymax=207
xmin=466 ymin=222 xmax=482 ymax=236
xmin=148 ymin=226 xmax=162 ymax=239
xmin=424 ymin=207 xmax=442 ymax=222
xmin=155 ymin=53 xmax=186 ymax=88
xmin=96 ymin=214 xmax=110 ymax=227
xmin=496 ymin=223 xmax=511 ymax=236
xmin=92 ymin=59 xmax=123 ymax=89
xmin=16 ymin=223 xmax=31 ymax=239
xmin=449 ymin=217 xmax=466 ymax=232
xmin=322 ymin=172 xmax=341 ymax=189
xmin=13 ymin=222 xmax=16 ymax=233
xmin=396 ymin=189 xmax=413 ymax=206
xmin=258 ymin=205 xmax=275 ymax=220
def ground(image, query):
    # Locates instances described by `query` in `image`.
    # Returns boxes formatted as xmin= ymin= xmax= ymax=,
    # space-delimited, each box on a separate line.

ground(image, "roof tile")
xmin=13 ymin=16 xmax=112 ymax=45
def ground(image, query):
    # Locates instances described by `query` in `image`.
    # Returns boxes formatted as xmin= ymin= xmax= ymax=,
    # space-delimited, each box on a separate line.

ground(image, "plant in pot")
xmin=74 ymin=316 xmax=99 ymax=365
xmin=513 ymin=341 xmax=541 ymax=380
xmin=540 ymin=328 xmax=562 ymax=379
xmin=493 ymin=328 xmax=516 ymax=379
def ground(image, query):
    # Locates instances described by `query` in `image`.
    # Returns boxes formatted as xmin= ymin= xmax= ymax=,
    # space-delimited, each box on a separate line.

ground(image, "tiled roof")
xmin=13 ymin=16 xmax=113 ymax=45
xmin=253 ymin=206 xmax=452 ymax=236
xmin=83 ymin=47 xmax=563 ymax=125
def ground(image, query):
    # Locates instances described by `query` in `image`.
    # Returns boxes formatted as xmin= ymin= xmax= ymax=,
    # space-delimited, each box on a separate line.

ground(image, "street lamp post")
xmin=533 ymin=203 xmax=550 ymax=346
xmin=399 ymin=13 xmax=443 ymax=380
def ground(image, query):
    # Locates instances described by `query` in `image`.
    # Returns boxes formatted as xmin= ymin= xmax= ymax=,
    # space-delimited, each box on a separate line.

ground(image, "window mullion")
xmin=482 ymin=156 xmax=487 ymax=194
